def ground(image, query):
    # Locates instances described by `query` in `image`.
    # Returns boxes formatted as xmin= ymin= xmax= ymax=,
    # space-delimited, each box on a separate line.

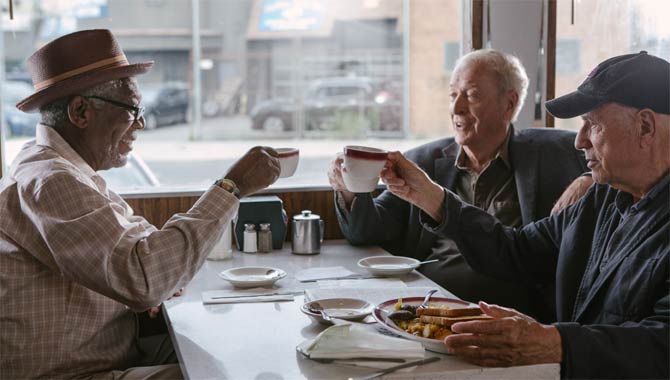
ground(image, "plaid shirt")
xmin=0 ymin=125 xmax=238 ymax=379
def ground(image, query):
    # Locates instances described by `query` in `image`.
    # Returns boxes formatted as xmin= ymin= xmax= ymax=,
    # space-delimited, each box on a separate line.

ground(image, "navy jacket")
xmin=426 ymin=177 xmax=669 ymax=379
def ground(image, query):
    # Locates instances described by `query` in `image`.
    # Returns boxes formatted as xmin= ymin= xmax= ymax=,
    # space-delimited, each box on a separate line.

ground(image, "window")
xmin=554 ymin=0 xmax=670 ymax=131
xmin=556 ymin=39 xmax=580 ymax=75
xmin=1 ymin=0 xmax=462 ymax=192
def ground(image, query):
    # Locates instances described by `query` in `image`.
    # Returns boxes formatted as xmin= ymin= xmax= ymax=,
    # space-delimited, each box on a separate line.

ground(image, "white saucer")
xmin=218 ymin=266 xmax=287 ymax=288
xmin=357 ymin=256 xmax=421 ymax=276
xmin=301 ymin=298 xmax=373 ymax=324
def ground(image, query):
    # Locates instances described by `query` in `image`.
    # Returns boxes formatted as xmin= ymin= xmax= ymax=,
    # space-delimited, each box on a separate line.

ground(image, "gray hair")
xmin=454 ymin=49 xmax=529 ymax=122
xmin=39 ymin=78 xmax=133 ymax=128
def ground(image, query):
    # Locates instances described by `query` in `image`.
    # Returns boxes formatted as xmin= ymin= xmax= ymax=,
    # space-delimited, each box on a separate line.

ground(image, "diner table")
xmin=163 ymin=240 xmax=560 ymax=380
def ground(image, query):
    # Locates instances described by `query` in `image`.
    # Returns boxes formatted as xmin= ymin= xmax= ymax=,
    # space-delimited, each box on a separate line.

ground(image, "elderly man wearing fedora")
xmin=378 ymin=51 xmax=669 ymax=379
xmin=0 ymin=30 xmax=281 ymax=379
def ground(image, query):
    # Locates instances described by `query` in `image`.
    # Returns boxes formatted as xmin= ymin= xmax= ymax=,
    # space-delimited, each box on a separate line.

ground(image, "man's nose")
xmin=450 ymin=93 xmax=467 ymax=115
xmin=574 ymin=123 xmax=591 ymax=150
xmin=134 ymin=115 xmax=146 ymax=130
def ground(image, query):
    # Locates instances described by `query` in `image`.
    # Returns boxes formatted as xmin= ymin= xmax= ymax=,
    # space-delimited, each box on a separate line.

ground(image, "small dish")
xmin=218 ymin=266 xmax=287 ymax=288
xmin=301 ymin=298 xmax=373 ymax=325
xmin=372 ymin=296 xmax=476 ymax=354
xmin=357 ymin=256 xmax=421 ymax=276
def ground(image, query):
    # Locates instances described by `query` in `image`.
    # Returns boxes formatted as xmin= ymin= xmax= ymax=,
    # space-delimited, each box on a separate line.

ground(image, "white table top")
xmin=164 ymin=240 xmax=559 ymax=380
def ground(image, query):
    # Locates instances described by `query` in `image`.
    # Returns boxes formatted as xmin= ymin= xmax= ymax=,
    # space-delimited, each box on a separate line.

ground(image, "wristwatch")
xmin=214 ymin=178 xmax=240 ymax=198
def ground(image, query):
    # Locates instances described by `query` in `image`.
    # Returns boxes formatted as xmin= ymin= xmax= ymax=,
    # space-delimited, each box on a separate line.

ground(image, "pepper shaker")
xmin=243 ymin=223 xmax=257 ymax=253
xmin=257 ymin=223 xmax=273 ymax=253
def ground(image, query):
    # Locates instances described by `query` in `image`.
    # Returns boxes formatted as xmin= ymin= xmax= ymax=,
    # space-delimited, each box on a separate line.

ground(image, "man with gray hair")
xmin=379 ymin=50 xmax=668 ymax=380
xmin=328 ymin=49 xmax=590 ymax=320
xmin=0 ymin=29 xmax=280 ymax=379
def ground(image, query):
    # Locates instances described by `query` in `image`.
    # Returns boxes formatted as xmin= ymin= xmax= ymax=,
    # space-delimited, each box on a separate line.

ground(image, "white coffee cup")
xmin=342 ymin=170 xmax=381 ymax=193
xmin=276 ymin=148 xmax=299 ymax=178
xmin=342 ymin=145 xmax=388 ymax=193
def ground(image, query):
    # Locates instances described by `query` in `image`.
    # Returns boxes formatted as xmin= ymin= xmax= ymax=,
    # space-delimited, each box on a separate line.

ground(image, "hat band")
xmin=34 ymin=55 xmax=129 ymax=91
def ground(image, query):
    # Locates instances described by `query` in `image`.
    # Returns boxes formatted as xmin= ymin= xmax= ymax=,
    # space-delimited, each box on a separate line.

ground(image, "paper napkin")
xmin=202 ymin=287 xmax=303 ymax=304
xmin=297 ymin=323 xmax=425 ymax=368
xmin=295 ymin=266 xmax=368 ymax=282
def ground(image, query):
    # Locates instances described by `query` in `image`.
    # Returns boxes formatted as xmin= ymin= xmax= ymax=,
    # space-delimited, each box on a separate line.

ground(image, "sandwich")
xmin=415 ymin=305 xmax=483 ymax=318
xmin=418 ymin=314 xmax=493 ymax=327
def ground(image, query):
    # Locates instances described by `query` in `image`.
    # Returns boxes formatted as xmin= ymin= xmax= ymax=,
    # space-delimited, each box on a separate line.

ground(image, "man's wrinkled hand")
xmin=224 ymin=146 xmax=281 ymax=198
xmin=327 ymin=153 xmax=348 ymax=192
xmin=551 ymin=175 xmax=594 ymax=215
xmin=148 ymin=288 xmax=184 ymax=319
xmin=444 ymin=301 xmax=562 ymax=367
xmin=380 ymin=151 xmax=445 ymax=221
xmin=327 ymin=153 xmax=356 ymax=206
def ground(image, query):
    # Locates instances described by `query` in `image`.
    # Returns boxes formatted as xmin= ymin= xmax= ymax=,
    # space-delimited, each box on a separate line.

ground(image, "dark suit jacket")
xmin=336 ymin=127 xmax=588 ymax=319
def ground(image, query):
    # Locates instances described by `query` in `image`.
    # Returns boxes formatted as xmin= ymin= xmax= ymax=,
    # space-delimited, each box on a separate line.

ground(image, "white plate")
xmin=301 ymin=298 xmax=374 ymax=325
xmin=218 ymin=266 xmax=287 ymax=288
xmin=372 ymin=296 xmax=475 ymax=354
xmin=357 ymin=256 xmax=421 ymax=276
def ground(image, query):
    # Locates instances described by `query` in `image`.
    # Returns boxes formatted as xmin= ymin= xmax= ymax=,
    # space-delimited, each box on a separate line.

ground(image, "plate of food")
xmin=218 ymin=266 xmax=287 ymax=288
xmin=357 ymin=256 xmax=421 ymax=276
xmin=301 ymin=298 xmax=374 ymax=325
xmin=372 ymin=297 xmax=491 ymax=353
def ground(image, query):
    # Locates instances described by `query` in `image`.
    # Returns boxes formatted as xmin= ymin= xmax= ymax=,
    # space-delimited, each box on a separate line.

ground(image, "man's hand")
xmin=224 ymin=146 xmax=281 ymax=198
xmin=148 ymin=288 xmax=183 ymax=319
xmin=551 ymin=175 xmax=594 ymax=215
xmin=444 ymin=301 xmax=562 ymax=367
xmin=327 ymin=153 xmax=356 ymax=207
xmin=380 ymin=151 xmax=445 ymax=222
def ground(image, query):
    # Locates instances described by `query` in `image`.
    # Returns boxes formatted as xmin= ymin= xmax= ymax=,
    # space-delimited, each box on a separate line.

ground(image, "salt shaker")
xmin=257 ymin=223 xmax=273 ymax=253
xmin=243 ymin=223 xmax=257 ymax=253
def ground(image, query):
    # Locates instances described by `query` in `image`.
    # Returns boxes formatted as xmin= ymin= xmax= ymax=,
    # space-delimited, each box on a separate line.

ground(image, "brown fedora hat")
xmin=17 ymin=29 xmax=153 ymax=112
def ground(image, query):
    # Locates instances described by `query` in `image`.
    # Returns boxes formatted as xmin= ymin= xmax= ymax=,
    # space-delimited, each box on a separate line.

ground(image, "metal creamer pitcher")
xmin=291 ymin=210 xmax=324 ymax=255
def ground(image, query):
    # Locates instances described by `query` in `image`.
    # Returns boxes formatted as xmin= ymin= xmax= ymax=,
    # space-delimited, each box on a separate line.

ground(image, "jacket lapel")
xmin=434 ymin=142 xmax=459 ymax=190
xmin=509 ymin=128 xmax=539 ymax=224
xmin=414 ymin=143 xmax=459 ymax=258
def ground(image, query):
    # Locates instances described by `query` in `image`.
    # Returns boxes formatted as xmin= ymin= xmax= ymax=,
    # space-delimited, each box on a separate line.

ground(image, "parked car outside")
xmin=98 ymin=153 xmax=160 ymax=190
xmin=249 ymin=76 xmax=402 ymax=133
xmin=140 ymin=82 xmax=190 ymax=130
xmin=2 ymin=80 xmax=41 ymax=137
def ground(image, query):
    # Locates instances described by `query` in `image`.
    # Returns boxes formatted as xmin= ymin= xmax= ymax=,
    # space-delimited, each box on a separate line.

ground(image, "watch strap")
xmin=215 ymin=178 xmax=240 ymax=198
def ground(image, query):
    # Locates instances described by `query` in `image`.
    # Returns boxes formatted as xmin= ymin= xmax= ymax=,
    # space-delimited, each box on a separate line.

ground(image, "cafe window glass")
xmin=555 ymin=0 xmax=670 ymax=130
xmin=0 ymin=0 xmax=462 ymax=192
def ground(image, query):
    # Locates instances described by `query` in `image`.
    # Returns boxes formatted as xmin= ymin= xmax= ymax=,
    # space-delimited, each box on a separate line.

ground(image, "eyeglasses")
xmin=83 ymin=95 xmax=145 ymax=124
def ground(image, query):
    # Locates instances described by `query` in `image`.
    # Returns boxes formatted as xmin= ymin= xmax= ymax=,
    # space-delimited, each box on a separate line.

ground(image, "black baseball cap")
xmin=546 ymin=51 xmax=670 ymax=118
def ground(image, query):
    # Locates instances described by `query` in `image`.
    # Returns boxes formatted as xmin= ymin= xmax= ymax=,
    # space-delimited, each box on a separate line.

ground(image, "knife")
xmin=210 ymin=291 xmax=303 ymax=299
xmin=347 ymin=356 xmax=440 ymax=380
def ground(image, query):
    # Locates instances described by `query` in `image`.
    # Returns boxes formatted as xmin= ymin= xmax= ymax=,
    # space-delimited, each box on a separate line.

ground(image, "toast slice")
xmin=419 ymin=314 xmax=492 ymax=327
xmin=416 ymin=306 xmax=483 ymax=318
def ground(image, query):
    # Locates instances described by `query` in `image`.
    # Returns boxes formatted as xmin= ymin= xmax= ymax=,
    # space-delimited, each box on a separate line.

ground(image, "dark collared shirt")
xmin=572 ymin=174 xmax=669 ymax=320
xmin=453 ymin=130 xmax=522 ymax=228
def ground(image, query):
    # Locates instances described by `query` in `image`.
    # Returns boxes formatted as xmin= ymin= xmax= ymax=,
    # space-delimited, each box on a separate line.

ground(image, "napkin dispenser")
xmin=234 ymin=195 xmax=287 ymax=251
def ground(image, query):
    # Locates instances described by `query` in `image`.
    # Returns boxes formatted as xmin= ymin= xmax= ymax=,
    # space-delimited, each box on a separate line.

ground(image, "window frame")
xmin=0 ymin=0 xmax=558 ymax=188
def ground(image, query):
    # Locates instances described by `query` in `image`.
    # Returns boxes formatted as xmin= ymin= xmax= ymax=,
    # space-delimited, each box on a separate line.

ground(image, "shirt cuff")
xmin=335 ymin=191 xmax=356 ymax=215
xmin=190 ymin=185 xmax=240 ymax=221
xmin=418 ymin=188 xmax=444 ymax=228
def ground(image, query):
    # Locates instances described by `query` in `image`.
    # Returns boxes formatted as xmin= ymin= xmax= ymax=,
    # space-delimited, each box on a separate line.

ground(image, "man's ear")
xmin=637 ymin=108 xmax=657 ymax=148
xmin=67 ymin=96 xmax=92 ymax=129
xmin=505 ymin=90 xmax=519 ymax=122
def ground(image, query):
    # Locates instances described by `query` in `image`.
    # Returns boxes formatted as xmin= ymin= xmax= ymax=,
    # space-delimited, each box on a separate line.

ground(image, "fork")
xmin=418 ymin=289 xmax=438 ymax=310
